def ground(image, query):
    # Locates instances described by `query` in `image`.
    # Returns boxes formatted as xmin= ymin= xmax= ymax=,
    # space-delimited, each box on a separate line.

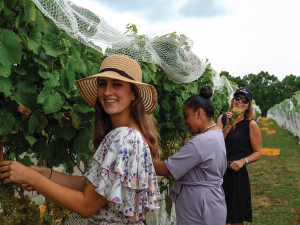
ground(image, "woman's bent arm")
xmin=247 ymin=120 xmax=262 ymax=163
xmin=153 ymin=161 xmax=171 ymax=176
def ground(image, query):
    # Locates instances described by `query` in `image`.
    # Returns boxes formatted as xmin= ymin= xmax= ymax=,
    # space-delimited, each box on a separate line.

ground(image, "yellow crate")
xmin=262 ymin=118 xmax=268 ymax=121
xmin=262 ymin=123 xmax=269 ymax=126
xmin=262 ymin=148 xmax=272 ymax=155
xmin=269 ymin=149 xmax=280 ymax=156
xmin=259 ymin=121 xmax=264 ymax=123
xmin=270 ymin=122 xmax=273 ymax=124
xmin=261 ymin=128 xmax=269 ymax=130
xmin=262 ymin=148 xmax=280 ymax=156
xmin=266 ymin=130 xmax=276 ymax=134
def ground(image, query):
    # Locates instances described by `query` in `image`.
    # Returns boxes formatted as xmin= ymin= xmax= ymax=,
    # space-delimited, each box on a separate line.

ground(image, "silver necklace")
xmin=202 ymin=124 xmax=218 ymax=133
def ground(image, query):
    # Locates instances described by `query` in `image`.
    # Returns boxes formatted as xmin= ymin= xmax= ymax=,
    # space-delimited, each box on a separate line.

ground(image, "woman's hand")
xmin=21 ymin=165 xmax=43 ymax=191
xmin=226 ymin=110 xmax=234 ymax=129
xmin=228 ymin=159 xmax=246 ymax=171
xmin=0 ymin=160 xmax=33 ymax=185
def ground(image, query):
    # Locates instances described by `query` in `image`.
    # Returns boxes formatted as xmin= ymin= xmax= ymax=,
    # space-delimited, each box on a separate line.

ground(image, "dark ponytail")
xmin=185 ymin=85 xmax=215 ymax=119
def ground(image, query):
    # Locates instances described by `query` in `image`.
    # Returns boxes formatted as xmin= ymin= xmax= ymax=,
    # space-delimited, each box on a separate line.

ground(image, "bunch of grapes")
xmin=229 ymin=108 xmax=242 ymax=125
xmin=41 ymin=201 xmax=73 ymax=224
xmin=0 ymin=181 xmax=43 ymax=225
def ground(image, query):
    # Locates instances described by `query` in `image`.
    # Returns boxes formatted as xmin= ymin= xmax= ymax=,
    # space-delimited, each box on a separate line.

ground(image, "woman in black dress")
xmin=217 ymin=87 xmax=262 ymax=225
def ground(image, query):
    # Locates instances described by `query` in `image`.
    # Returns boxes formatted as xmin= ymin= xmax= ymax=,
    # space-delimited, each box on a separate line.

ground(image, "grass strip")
xmin=245 ymin=119 xmax=300 ymax=225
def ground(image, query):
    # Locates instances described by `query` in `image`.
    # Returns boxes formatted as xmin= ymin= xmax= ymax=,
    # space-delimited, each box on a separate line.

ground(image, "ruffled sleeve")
xmin=84 ymin=127 xmax=161 ymax=219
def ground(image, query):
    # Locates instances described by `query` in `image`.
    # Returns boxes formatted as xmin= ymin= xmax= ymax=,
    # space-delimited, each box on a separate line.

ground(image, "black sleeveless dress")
xmin=221 ymin=114 xmax=253 ymax=223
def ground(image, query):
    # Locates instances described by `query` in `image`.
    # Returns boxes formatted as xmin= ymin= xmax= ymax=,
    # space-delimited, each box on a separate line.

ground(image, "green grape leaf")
xmin=14 ymin=117 xmax=29 ymax=133
xmin=66 ymin=65 xmax=76 ymax=89
xmin=12 ymin=65 xmax=26 ymax=75
xmin=37 ymin=87 xmax=50 ymax=104
xmin=19 ymin=155 xmax=34 ymax=167
xmin=53 ymin=112 xmax=63 ymax=120
xmin=42 ymin=92 xmax=63 ymax=114
xmin=149 ymin=63 xmax=157 ymax=72
xmin=0 ymin=76 xmax=13 ymax=96
xmin=167 ymin=122 xmax=175 ymax=129
xmin=73 ymin=129 xmax=92 ymax=153
xmin=25 ymin=135 xmax=37 ymax=146
xmin=23 ymin=1 xmax=36 ymax=24
xmin=161 ymin=98 xmax=173 ymax=111
xmin=187 ymin=82 xmax=198 ymax=94
xmin=163 ymin=80 xmax=176 ymax=92
xmin=21 ymin=27 xmax=42 ymax=54
xmin=39 ymin=70 xmax=60 ymax=87
xmin=0 ymin=110 xmax=15 ymax=136
xmin=0 ymin=62 xmax=11 ymax=77
xmin=31 ymin=136 xmax=47 ymax=153
xmin=11 ymin=82 xmax=38 ymax=110
xmin=33 ymin=56 xmax=48 ymax=69
xmin=28 ymin=112 xmax=48 ymax=134
xmin=42 ymin=33 xmax=68 ymax=57
xmin=142 ymin=69 xmax=152 ymax=83
xmin=57 ymin=125 xmax=77 ymax=141
xmin=181 ymin=91 xmax=190 ymax=101
xmin=0 ymin=29 xmax=22 ymax=66
xmin=73 ymin=103 xmax=94 ymax=114
xmin=71 ymin=45 xmax=81 ymax=63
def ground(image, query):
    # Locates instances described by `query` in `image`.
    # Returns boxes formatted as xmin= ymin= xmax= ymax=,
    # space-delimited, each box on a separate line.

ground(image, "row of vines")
xmin=267 ymin=91 xmax=300 ymax=143
xmin=0 ymin=0 xmax=230 ymax=223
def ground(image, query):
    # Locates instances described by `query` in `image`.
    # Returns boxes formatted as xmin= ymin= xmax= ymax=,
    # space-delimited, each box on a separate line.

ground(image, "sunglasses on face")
xmin=234 ymin=96 xmax=250 ymax=104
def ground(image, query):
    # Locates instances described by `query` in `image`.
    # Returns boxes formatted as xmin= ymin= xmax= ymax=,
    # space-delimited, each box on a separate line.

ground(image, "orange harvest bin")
xmin=270 ymin=122 xmax=273 ymax=124
xmin=266 ymin=130 xmax=276 ymax=134
xmin=262 ymin=118 xmax=268 ymax=121
xmin=262 ymin=148 xmax=280 ymax=156
xmin=261 ymin=128 xmax=269 ymax=130
xmin=259 ymin=121 xmax=264 ymax=123
xmin=262 ymin=124 xmax=269 ymax=126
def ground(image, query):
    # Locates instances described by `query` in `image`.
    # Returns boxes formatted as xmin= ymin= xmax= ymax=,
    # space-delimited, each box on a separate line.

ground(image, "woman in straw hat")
xmin=0 ymin=54 xmax=161 ymax=224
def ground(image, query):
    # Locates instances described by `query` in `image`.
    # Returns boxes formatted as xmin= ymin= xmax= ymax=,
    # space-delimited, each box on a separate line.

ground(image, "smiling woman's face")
xmin=97 ymin=77 xmax=135 ymax=116
xmin=233 ymin=93 xmax=249 ymax=113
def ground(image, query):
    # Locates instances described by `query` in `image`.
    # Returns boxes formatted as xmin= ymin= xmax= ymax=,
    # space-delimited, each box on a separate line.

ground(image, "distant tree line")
xmin=220 ymin=71 xmax=300 ymax=116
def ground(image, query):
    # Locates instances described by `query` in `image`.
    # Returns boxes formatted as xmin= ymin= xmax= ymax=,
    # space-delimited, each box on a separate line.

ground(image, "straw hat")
xmin=75 ymin=54 xmax=157 ymax=114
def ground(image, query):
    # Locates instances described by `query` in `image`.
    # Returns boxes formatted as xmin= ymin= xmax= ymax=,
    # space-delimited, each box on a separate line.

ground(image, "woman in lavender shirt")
xmin=154 ymin=86 xmax=227 ymax=225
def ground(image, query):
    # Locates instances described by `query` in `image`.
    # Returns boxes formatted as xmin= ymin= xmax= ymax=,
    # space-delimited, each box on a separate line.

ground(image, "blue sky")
xmin=70 ymin=0 xmax=300 ymax=81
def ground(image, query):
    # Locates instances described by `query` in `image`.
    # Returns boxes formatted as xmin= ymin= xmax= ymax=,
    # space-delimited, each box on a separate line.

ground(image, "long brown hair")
xmin=93 ymin=83 xmax=160 ymax=160
xmin=229 ymin=98 xmax=255 ymax=120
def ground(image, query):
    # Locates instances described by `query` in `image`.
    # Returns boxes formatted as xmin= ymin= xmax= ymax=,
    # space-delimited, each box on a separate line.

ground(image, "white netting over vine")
xmin=32 ymin=0 xmax=207 ymax=84
xmin=267 ymin=92 xmax=300 ymax=143
xmin=31 ymin=0 xmax=261 ymax=117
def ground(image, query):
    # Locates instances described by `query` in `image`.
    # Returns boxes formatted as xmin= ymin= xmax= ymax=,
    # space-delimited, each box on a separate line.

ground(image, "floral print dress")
xmin=84 ymin=127 xmax=161 ymax=225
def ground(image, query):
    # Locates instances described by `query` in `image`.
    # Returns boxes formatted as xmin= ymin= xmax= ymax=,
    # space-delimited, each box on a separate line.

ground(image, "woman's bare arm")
xmin=40 ymin=166 xmax=86 ymax=192
xmin=0 ymin=162 xmax=107 ymax=218
xmin=153 ymin=161 xmax=171 ymax=176
xmin=21 ymin=166 xmax=86 ymax=192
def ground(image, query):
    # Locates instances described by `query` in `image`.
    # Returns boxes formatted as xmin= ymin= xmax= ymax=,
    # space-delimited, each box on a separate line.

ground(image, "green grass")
xmin=245 ymin=119 xmax=300 ymax=225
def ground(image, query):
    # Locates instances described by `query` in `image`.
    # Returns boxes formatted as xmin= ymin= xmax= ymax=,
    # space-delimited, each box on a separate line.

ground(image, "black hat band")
xmin=99 ymin=68 xmax=134 ymax=81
